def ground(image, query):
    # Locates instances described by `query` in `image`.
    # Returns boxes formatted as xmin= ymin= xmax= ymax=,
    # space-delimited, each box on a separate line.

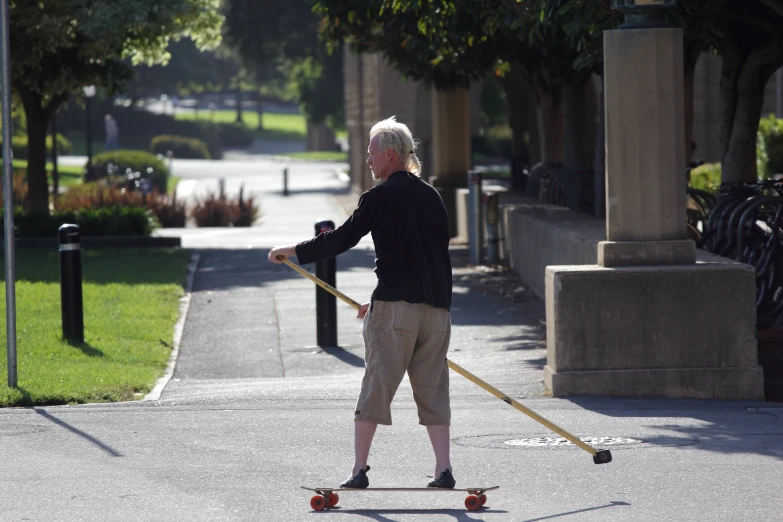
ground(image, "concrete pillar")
xmin=431 ymin=88 xmax=471 ymax=237
xmin=542 ymin=23 xmax=764 ymax=400
xmin=599 ymin=28 xmax=696 ymax=267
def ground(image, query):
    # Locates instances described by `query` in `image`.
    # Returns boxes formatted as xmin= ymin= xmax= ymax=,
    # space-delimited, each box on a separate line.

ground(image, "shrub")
xmin=1 ymin=206 xmax=155 ymax=238
xmin=89 ymin=150 xmax=169 ymax=193
xmin=150 ymin=135 xmax=211 ymax=160
xmin=191 ymin=184 xmax=259 ymax=227
xmin=112 ymin=108 xmax=224 ymax=159
xmin=147 ymin=191 xmax=187 ymax=228
xmin=74 ymin=206 xmax=155 ymax=236
xmin=56 ymin=183 xmax=145 ymax=211
xmin=57 ymin=182 xmax=186 ymax=228
xmin=191 ymin=193 xmax=237 ymax=227
xmin=0 ymin=170 xmax=29 ymax=209
xmin=233 ymin=184 xmax=259 ymax=227
xmin=690 ymin=162 xmax=721 ymax=191
xmin=758 ymin=114 xmax=783 ymax=177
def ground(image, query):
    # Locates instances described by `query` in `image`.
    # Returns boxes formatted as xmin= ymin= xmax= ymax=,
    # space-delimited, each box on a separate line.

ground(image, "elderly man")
xmin=268 ymin=116 xmax=455 ymax=489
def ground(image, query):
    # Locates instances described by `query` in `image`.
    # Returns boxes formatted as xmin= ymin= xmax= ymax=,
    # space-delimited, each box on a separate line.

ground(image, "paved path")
xmin=2 ymin=156 xmax=783 ymax=521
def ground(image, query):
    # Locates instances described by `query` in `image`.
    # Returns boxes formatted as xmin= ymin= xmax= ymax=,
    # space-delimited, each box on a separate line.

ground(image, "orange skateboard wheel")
xmin=310 ymin=495 xmax=327 ymax=511
xmin=465 ymin=495 xmax=481 ymax=511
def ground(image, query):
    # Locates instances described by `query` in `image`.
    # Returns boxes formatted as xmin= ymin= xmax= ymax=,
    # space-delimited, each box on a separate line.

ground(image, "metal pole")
xmin=283 ymin=164 xmax=289 ymax=196
xmin=468 ymin=170 xmax=483 ymax=265
xmin=314 ymin=220 xmax=337 ymax=347
xmin=58 ymin=224 xmax=84 ymax=343
xmin=51 ymin=111 xmax=59 ymax=199
xmin=85 ymin=96 xmax=93 ymax=177
xmin=486 ymin=192 xmax=500 ymax=265
xmin=1 ymin=0 xmax=17 ymax=387
xmin=777 ymin=68 xmax=782 ymax=119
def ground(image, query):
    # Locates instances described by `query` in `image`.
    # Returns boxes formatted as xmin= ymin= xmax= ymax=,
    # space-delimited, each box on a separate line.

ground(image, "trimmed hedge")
xmin=88 ymin=150 xmax=169 ymax=193
xmin=151 ymin=135 xmax=211 ymax=160
xmin=110 ymin=108 xmax=223 ymax=159
xmin=1 ymin=206 xmax=155 ymax=238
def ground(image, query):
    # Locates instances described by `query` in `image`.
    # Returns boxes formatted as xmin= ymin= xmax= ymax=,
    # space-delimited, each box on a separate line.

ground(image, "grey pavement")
xmin=2 ymin=156 xmax=783 ymax=521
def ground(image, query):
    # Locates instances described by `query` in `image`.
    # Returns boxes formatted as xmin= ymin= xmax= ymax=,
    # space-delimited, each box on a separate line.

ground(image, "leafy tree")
xmin=686 ymin=0 xmax=783 ymax=183
xmin=311 ymin=0 xmax=543 ymax=186
xmin=313 ymin=0 xmax=605 ymax=179
xmin=9 ymin=0 xmax=223 ymax=214
xmin=225 ymin=0 xmax=344 ymax=132
xmin=538 ymin=0 xmax=783 ymax=183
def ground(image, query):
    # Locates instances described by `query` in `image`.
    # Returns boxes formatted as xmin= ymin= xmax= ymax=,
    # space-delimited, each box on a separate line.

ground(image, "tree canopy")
xmin=9 ymin=0 xmax=223 ymax=213
xmin=225 ymin=0 xmax=344 ymax=128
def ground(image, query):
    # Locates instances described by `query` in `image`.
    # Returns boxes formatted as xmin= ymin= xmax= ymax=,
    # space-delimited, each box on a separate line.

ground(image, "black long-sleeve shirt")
xmin=295 ymin=171 xmax=452 ymax=310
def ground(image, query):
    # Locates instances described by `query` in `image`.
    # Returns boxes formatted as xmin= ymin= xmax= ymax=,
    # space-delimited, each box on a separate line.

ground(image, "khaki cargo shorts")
xmin=354 ymin=300 xmax=451 ymax=426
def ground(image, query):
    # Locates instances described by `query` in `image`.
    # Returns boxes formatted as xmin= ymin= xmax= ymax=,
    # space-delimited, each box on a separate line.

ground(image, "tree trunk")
xmin=18 ymin=87 xmax=69 ymax=214
xmin=562 ymin=72 xmax=595 ymax=172
xmin=497 ymin=72 xmax=534 ymax=192
xmin=537 ymin=85 xmax=564 ymax=164
xmin=19 ymin=89 xmax=49 ymax=214
xmin=236 ymin=88 xmax=243 ymax=124
xmin=683 ymin=42 xmax=704 ymax=170
xmin=255 ymin=93 xmax=264 ymax=131
xmin=719 ymin=31 xmax=783 ymax=183
xmin=306 ymin=121 xmax=336 ymax=151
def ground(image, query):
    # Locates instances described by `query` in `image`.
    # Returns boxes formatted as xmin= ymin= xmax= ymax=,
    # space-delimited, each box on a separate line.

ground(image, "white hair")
xmin=369 ymin=116 xmax=422 ymax=176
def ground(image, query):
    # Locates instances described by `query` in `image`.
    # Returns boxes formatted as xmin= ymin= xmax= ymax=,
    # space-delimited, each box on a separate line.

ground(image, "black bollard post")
xmin=314 ymin=220 xmax=337 ymax=347
xmin=283 ymin=164 xmax=289 ymax=196
xmin=58 ymin=224 xmax=84 ymax=343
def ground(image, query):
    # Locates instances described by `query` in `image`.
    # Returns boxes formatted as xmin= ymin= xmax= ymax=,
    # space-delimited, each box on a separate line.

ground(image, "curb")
xmin=144 ymin=251 xmax=201 ymax=401
xmin=11 ymin=236 xmax=182 ymax=249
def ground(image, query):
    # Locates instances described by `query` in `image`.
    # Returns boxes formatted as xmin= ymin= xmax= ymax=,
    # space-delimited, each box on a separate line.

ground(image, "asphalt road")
xmin=3 ymin=154 xmax=782 ymax=521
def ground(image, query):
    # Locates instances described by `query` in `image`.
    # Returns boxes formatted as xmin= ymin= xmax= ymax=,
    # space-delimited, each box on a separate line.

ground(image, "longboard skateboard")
xmin=301 ymin=485 xmax=499 ymax=511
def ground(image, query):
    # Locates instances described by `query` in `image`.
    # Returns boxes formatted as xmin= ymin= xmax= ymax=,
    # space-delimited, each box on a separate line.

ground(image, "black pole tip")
xmin=593 ymin=449 xmax=612 ymax=464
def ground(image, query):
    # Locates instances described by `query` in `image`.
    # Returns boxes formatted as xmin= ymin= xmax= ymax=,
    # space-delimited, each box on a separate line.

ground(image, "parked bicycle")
xmin=691 ymin=177 xmax=783 ymax=328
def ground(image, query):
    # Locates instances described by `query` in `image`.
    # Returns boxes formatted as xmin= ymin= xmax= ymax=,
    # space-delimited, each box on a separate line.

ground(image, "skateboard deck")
xmin=301 ymin=485 xmax=499 ymax=511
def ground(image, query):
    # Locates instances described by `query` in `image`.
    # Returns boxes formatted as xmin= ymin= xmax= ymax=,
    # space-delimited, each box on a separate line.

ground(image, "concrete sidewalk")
xmin=1 ymin=167 xmax=782 ymax=521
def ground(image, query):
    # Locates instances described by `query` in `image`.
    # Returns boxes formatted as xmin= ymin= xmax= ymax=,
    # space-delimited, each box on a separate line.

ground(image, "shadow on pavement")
xmin=565 ymin=396 xmax=783 ymax=461
xmin=315 ymin=346 xmax=366 ymax=368
xmin=284 ymin=185 xmax=353 ymax=196
xmin=192 ymin=248 xmax=545 ymax=330
xmin=321 ymin=508 xmax=507 ymax=521
xmin=521 ymin=501 xmax=631 ymax=521
xmin=34 ymin=408 xmax=123 ymax=457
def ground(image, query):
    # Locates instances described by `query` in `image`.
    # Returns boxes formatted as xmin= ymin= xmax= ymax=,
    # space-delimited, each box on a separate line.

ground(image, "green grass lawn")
xmin=0 ymin=248 xmax=191 ymax=406
xmin=174 ymin=109 xmax=347 ymax=142
xmin=283 ymin=151 xmax=348 ymax=162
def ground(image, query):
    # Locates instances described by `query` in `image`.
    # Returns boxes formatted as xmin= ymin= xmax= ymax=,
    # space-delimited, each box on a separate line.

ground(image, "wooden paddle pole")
xmin=279 ymin=256 xmax=612 ymax=464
